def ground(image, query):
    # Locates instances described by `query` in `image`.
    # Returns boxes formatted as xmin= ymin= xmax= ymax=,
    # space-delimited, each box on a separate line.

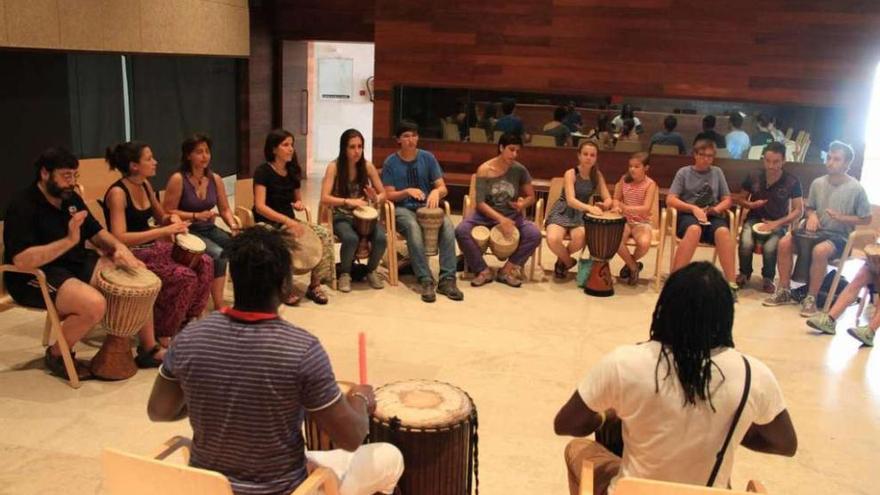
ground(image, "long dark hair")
xmin=263 ymin=128 xmax=302 ymax=180
xmin=649 ymin=262 xmax=735 ymax=410
xmin=179 ymin=133 xmax=213 ymax=177
xmin=333 ymin=129 xmax=368 ymax=198
xmin=106 ymin=141 xmax=149 ymax=176
xmin=577 ymin=140 xmax=602 ymax=185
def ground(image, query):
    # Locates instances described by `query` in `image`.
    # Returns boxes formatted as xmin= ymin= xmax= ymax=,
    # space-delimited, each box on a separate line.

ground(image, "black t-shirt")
xmin=102 ymin=179 xmax=154 ymax=234
xmin=252 ymin=162 xmax=301 ymax=224
xmin=741 ymin=169 xmax=803 ymax=221
xmin=3 ymin=183 xmax=103 ymax=267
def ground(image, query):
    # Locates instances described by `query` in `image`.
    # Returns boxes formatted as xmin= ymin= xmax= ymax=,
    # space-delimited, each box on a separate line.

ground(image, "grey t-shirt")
xmin=475 ymin=161 xmax=532 ymax=218
xmin=807 ymin=175 xmax=872 ymax=239
xmin=669 ymin=165 xmax=731 ymax=208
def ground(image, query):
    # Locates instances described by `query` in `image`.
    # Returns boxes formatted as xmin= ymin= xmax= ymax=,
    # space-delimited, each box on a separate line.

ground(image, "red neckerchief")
xmin=220 ymin=306 xmax=279 ymax=322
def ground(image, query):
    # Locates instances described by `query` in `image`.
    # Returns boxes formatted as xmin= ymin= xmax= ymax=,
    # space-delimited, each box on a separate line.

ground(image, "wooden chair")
xmin=619 ymin=183 xmax=666 ymax=291
xmin=747 ymin=145 xmax=765 ymax=160
xmin=821 ymin=204 xmax=880 ymax=313
xmin=441 ymin=121 xmax=460 ymax=141
xmin=530 ymin=135 xmax=557 ymax=147
xmin=666 ymin=207 xmax=736 ymax=274
xmin=462 ymin=174 xmax=538 ymax=281
xmin=469 ymin=127 xmax=488 ymax=143
xmin=233 ymin=178 xmax=312 ymax=228
xmin=614 ymin=140 xmax=642 ymax=153
xmin=383 ymin=200 xmax=451 ymax=287
xmin=533 ymin=177 xmax=567 ymax=277
xmin=493 ymin=130 xmax=504 ymax=142
xmin=715 ymin=148 xmax=731 ymax=159
xmin=318 ymin=202 xmax=395 ymax=290
xmin=103 ymin=436 xmax=339 ymax=495
xmin=0 ymin=222 xmax=81 ymax=389
xmin=650 ymin=144 xmax=680 ymax=156
xmin=579 ymin=461 xmax=767 ymax=495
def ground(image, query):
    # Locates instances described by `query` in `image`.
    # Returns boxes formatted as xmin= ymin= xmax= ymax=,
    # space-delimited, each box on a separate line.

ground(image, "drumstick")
xmin=358 ymin=332 xmax=368 ymax=385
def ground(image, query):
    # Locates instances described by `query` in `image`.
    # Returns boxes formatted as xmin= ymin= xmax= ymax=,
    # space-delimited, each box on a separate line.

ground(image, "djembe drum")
xmin=370 ymin=380 xmax=478 ymax=495
xmin=751 ymin=223 xmax=772 ymax=255
xmin=416 ymin=207 xmax=445 ymax=256
xmin=353 ymin=205 xmax=379 ymax=259
xmin=285 ymin=223 xmax=323 ymax=275
xmin=792 ymin=230 xmax=823 ymax=283
xmin=865 ymin=243 xmax=880 ymax=274
xmin=171 ymin=233 xmax=207 ymax=268
xmin=304 ymin=381 xmax=354 ymax=451
xmin=471 ymin=226 xmax=490 ymax=254
xmin=583 ymin=212 xmax=626 ymax=297
xmin=91 ymin=267 xmax=161 ymax=380
xmin=489 ymin=225 xmax=519 ymax=260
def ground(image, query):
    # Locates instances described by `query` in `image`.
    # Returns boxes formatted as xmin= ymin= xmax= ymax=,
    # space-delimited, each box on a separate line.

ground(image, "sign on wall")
xmin=318 ymin=58 xmax=353 ymax=100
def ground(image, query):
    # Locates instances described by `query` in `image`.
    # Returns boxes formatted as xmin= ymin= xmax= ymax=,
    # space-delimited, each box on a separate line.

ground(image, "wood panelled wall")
xmin=273 ymin=0 xmax=375 ymax=42
xmin=372 ymin=0 xmax=880 ymax=165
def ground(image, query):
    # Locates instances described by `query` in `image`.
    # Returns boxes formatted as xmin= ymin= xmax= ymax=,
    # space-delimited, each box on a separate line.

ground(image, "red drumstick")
xmin=358 ymin=332 xmax=367 ymax=385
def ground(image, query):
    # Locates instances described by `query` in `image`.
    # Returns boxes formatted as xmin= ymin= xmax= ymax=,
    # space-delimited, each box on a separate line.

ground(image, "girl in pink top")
xmin=613 ymin=152 xmax=657 ymax=285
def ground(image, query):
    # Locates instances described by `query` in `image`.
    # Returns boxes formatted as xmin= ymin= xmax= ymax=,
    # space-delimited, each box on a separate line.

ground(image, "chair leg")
xmin=822 ymin=263 xmax=845 ymax=313
xmin=856 ymin=287 xmax=868 ymax=319
xmin=50 ymin=315 xmax=80 ymax=389
xmin=653 ymin=243 xmax=663 ymax=292
xmin=42 ymin=314 xmax=51 ymax=346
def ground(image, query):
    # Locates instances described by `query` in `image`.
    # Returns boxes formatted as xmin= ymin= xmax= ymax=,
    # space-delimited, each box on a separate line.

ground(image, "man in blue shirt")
xmin=725 ymin=112 xmax=751 ymax=159
xmin=381 ymin=121 xmax=464 ymax=303
xmin=494 ymin=99 xmax=529 ymax=141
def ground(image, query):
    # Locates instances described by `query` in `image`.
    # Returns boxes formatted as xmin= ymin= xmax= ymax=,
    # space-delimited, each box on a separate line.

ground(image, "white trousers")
xmin=306 ymin=443 xmax=404 ymax=495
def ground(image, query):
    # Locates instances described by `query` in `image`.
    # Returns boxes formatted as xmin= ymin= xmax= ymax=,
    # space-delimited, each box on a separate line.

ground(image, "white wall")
xmin=310 ymin=42 xmax=375 ymax=175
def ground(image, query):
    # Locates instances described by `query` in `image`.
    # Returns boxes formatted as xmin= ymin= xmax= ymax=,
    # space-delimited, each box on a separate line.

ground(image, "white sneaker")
xmin=799 ymin=295 xmax=818 ymax=317
xmin=366 ymin=271 xmax=384 ymax=290
xmin=338 ymin=273 xmax=352 ymax=293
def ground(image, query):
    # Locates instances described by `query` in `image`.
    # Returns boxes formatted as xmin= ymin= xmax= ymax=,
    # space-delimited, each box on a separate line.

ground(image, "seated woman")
xmin=613 ymin=152 xmax=657 ymax=285
xmin=617 ymin=118 xmax=640 ymax=143
xmin=582 ymin=114 xmax=614 ymax=151
xmin=320 ymin=129 xmax=387 ymax=292
xmin=542 ymin=106 xmax=573 ymax=146
xmin=254 ymin=129 xmax=334 ymax=305
xmin=103 ymin=141 xmax=213 ymax=366
xmin=544 ymin=141 xmax=612 ymax=279
xmin=455 ymin=132 xmax=542 ymax=288
xmin=163 ymin=133 xmax=239 ymax=309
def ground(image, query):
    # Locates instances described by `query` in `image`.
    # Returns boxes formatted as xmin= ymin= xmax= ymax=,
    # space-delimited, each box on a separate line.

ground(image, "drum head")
xmin=287 ymin=224 xmax=323 ymax=274
xmin=416 ymin=207 xmax=445 ymax=218
xmin=586 ymin=212 xmax=624 ymax=222
xmin=175 ymin=233 xmax=206 ymax=252
xmin=100 ymin=266 xmax=161 ymax=288
xmin=752 ymin=223 xmax=770 ymax=235
xmin=353 ymin=205 xmax=379 ymax=220
xmin=471 ymin=225 xmax=490 ymax=241
xmin=489 ymin=225 xmax=520 ymax=244
xmin=373 ymin=380 xmax=473 ymax=429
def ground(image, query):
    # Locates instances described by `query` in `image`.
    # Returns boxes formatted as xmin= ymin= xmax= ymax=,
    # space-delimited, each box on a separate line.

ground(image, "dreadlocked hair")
xmin=227 ymin=226 xmax=293 ymax=310
xmin=649 ymin=261 xmax=735 ymax=410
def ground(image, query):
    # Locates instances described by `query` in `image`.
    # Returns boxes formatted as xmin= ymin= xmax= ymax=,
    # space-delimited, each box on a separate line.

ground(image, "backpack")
xmin=790 ymin=269 xmax=849 ymax=307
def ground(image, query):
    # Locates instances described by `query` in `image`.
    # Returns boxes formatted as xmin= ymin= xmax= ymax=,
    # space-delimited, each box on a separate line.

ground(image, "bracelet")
xmin=597 ymin=411 xmax=606 ymax=429
xmin=350 ymin=392 xmax=370 ymax=408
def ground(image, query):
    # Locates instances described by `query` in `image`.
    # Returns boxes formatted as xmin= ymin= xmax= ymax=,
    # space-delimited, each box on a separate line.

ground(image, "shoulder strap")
xmin=707 ymin=355 xmax=751 ymax=486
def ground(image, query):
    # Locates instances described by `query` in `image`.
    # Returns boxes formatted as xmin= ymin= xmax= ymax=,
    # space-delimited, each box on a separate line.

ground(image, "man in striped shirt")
xmin=147 ymin=226 xmax=403 ymax=495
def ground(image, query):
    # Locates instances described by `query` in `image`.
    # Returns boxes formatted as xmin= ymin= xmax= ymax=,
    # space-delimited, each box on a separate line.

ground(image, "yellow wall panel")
xmin=5 ymin=0 xmax=60 ymax=49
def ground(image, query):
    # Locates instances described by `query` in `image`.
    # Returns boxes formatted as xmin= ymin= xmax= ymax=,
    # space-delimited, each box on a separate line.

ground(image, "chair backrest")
xmin=784 ymin=127 xmax=793 ymax=140
xmin=235 ymin=178 xmax=254 ymax=210
xmin=714 ymin=148 xmax=731 ymax=158
xmin=469 ymin=127 xmax=488 ymax=143
xmin=651 ymin=144 xmax=679 ymax=155
xmin=102 ymin=448 xmax=234 ymax=495
xmin=647 ymin=182 xmax=660 ymax=230
xmin=442 ymin=121 xmax=460 ymax=141
xmin=614 ymin=140 xmax=642 ymax=153
xmin=615 ymin=477 xmax=761 ymax=494
xmin=546 ymin=177 xmax=565 ymax=212
xmin=493 ymin=130 xmax=504 ymax=142
xmin=78 ymin=158 xmax=121 ymax=201
xmin=530 ymin=135 xmax=556 ymax=147
xmin=747 ymin=145 xmax=764 ymax=160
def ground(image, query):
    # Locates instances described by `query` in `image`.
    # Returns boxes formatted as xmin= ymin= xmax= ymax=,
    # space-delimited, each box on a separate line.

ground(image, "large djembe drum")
xmin=304 ymin=381 xmax=354 ymax=451
xmin=471 ymin=226 xmax=490 ymax=254
xmin=273 ymin=222 xmax=322 ymax=275
xmin=91 ymin=267 xmax=161 ymax=380
xmin=416 ymin=207 xmax=445 ymax=256
xmin=370 ymin=380 xmax=478 ymax=495
xmin=171 ymin=233 xmax=207 ymax=268
xmin=489 ymin=225 xmax=519 ymax=260
xmin=583 ymin=212 xmax=626 ymax=297
xmin=792 ymin=229 xmax=823 ymax=283
xmin=353 ymin=205 xmax=379 ymax=259
xmin=750 ymin=222 xmax=772 ymax=255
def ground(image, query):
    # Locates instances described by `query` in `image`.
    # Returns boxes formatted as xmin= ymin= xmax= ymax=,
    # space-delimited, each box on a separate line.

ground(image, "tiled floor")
xmin=1 ymin=178 xmax=878 ymax=494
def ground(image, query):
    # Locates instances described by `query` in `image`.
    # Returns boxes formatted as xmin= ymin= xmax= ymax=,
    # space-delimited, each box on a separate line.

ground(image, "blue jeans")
xmin=333 ymin=216 xmax=387 ymax=274
xmin=738 ymin=217 xmax=783 ymax=280
xmin=189 ymin=224 xmax=231 ymax=279
xmin=395 ymin=207 xmax=457 ymax=283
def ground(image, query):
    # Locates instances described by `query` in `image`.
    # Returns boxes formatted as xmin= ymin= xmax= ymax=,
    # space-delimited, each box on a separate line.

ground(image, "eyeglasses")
xmin=56 ymin=171 xmax=80 ymax=181
xmin=696 ymin=152 xmax=716 ymax=159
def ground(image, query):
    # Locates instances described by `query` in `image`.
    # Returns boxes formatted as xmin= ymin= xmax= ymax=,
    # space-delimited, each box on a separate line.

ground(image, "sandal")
xmin=471 ymin=269 xmax=494 ymax=287
xmin=44 ymin=347 xmax=94 ymax=381
xmin=305 ymin=285 xmax=329 ymax=305
xmin=135 ymin=344 xmax=164 ymax=369
xmin=554 ymin=260 xmax=567 ymax=279
xmin=283 ymin=292 xmax=301 ymax=307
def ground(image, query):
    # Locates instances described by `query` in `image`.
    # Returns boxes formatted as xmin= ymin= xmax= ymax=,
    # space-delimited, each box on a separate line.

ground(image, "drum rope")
xmin=471 ymin=405 xmax=479 ymax=495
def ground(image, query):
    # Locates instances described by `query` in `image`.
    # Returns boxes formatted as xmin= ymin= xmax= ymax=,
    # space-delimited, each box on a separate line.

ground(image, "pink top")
xmin=621 ymin=178 xmax=654 ymax=224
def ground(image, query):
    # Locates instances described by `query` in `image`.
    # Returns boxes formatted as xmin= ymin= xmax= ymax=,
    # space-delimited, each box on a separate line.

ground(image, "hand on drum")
xmin=112 ymin=246 xmax=145 ymax=270
xmin=285 ymin=220 xmax=306 ymax=238
xmin=762 ymin=219 xmax=782 ymax=232
xmin=347 ymin=384 xmax=377 ymax=414
xmin=426 ymin=189 xmax=441 ymax=209
xmin=585 ymin=205 xmax=604 ymax=216
xmin=805 ymin=213 xmax=820 ymax=232
xmin=66 ymin=210 xmax=88 ymax=245
xmin=508 ymin=197 xmax=526 ymax=213
xmin=163 ymin=221 xmax=190 ymax=236
xmin=293 ymin=200 xmax=305 ymax=211
xmin=348 ymin=198 xmax=370 ymax=208
xmin=498 ymin=217 xmax=516 ymax=238
xmin=407 ymin=188 xmax=426 ymax=202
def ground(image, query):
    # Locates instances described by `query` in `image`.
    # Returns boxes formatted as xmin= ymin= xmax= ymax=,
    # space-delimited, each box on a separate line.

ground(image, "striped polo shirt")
xmin=161 ymin=312 xmax=341 ymax=495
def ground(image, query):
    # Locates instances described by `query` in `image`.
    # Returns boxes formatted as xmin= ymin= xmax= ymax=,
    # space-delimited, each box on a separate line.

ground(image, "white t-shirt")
xmin=578 ymin=341 xmax=786 ymax=491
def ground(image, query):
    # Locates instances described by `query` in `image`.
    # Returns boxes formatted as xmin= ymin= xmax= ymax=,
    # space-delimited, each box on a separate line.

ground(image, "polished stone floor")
xmin=1 ymin=180 xmax=877 ymax=494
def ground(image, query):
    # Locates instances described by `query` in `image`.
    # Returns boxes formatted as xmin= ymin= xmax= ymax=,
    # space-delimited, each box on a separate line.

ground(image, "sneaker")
xmin=762 ymin=278 xmax=776 ymax=294
xmin=619 ymin=265 xmax=631 ymax=280
xmin=44 ymin=347 xmax=93 ymax=381
xmin=763 ymin=288 xmax=795 ymax=306
xmin=806 ymin=313 xmax=836 ymax=335
xmin=847 ymin=326 xmax=875 ymax=346
xmin=337 ymin=273 xmax=352 ymax=293
xmin=366 ymin=271 xmax=384 ymax=290
xmin=628 ymin=262 xmax=643 ymax=286
xmin=736 ymin=273 xmax=751 ymax=288
xmin=471 ymin=269 xmax=494 ymax=287
xmin=419 ymin=279 xmax=436 ymax=303
xmin=554 ymin=260 xmax=567 ymax=280
xmin=799 ymin=295 xmax=818 ymax=317
xmin=496 ymin=266 xmax=523 ymax=288
xmin=729 ymin=282 xmax=739 ymax=303
xmin=437 ymin=277 xmax=464 ymax=301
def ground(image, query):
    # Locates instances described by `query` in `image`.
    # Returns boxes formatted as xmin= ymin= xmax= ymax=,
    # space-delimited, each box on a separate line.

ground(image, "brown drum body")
xmin=417 ymin=207 xmax=445 ymax=256
xmin=488 ymin=225 xmax=519 ymax=260
xmin=353 ymin=206 xmax=379 ymax=259
xmin=751 ymin=223 xmax=772 ymax=255
xmin=304 ymin=381 xmax=354 ymax=451
xmin=369 ymin=380 xmax=477 ymax=495
xmin=471 ymin=226 xmax=490 ymax=254
xmin=92 ymin=267 xmax=161 ymax=380
xmin=865 ymin=243 xmax=880 ymax=274
xmin=171 ymin=233 xmax=207 ymax=268
xmin=584 ymin=213 xmax=626 ymax=297
xmin=792 ymin=230 xmax=822 ymax=284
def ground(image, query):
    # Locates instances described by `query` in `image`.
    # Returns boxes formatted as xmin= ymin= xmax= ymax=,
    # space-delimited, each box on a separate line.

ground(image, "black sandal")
xmin=283 ymin=293 xmax=301 ymax=307
xmin=135 ymin=345 xmax=164 ymax=369
xmin=305 ymin=286 xmax=329 ymax=305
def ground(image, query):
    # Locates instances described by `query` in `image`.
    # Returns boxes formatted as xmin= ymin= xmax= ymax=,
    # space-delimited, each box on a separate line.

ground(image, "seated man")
xmin=555 ymin=262 xmax=797 ymax=495
xmin=147 ymin=226 xmax=404 ymax=495
xmin=3 ymin=147 xmax=141 ymax=381
xmin=494 ymin=99 xmax=530 ymax=141
xmin=381 ymin=120 xmax=464 ymax=303
xmin=807 ymin=259 xmax=879 ymax=346
xmin=725 ymin=112 xmax=751 ymax=159
xmin=666 ymin=139 xmax=737 ymax=290
xmin=763 ymin=140 xmax=872 ymax=316
xmin=648 ymin=115 xmax=686 ymax=154
xmin=734 ymin=141 xmax=804 ymax=293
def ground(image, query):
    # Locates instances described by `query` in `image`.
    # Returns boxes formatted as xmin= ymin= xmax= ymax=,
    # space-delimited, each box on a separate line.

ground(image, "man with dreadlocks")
xmin=147 ymin=226 xmax=403 ymax=495
xmin=555 ymin=262 xmax=797 ymax=495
